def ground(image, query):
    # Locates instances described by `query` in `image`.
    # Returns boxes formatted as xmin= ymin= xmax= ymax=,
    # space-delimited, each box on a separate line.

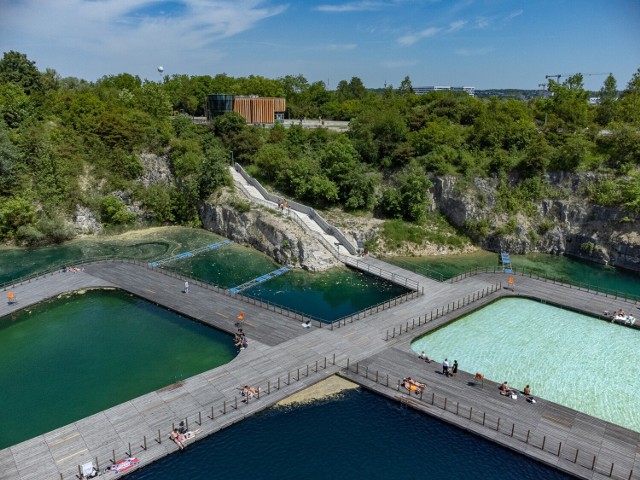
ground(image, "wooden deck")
xmin=1 ymin=261 xmax=639 ymax=479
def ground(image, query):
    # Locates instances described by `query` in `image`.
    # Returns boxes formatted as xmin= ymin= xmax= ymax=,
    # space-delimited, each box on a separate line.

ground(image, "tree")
xmin=595 ymin=73 xmax=618 ymax=126
xmin=398 ymin=76 xmax=414 ymax=96
xmin=0 ymin=51 xmax=42 ymax=95
xmin=100 ymin=195 xmax=135 ymax=225
xmin=619 ymin=68 xmax=640 ymax=125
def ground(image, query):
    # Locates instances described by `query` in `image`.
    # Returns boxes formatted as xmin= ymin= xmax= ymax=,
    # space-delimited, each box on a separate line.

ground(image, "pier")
xmin=1 ymin=261 xmax=639 ymax=479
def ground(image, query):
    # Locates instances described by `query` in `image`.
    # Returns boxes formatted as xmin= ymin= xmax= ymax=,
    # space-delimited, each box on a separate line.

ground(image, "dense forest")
xmin=0 ymin=50 xmax=639 ymax=248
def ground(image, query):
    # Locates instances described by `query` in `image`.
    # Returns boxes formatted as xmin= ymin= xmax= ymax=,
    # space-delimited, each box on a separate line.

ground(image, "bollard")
xmin=143 ymin=435 xmax=147 ymax=450
xmin=392 ymin=327 xmax=396 ymax=338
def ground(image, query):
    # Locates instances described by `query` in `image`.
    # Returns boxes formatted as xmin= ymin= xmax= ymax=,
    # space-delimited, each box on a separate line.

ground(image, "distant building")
xmin=413 ymin=86 xmax=475 ymax=96
xmin=205 ymin=94 xmax=286 ymax=124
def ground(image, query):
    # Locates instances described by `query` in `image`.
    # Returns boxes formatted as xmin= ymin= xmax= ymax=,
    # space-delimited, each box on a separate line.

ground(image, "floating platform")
xmin=228 ymin=266 xmax=291 ymax=293
xmin=149 ymin=240 xmax=232 ymax=267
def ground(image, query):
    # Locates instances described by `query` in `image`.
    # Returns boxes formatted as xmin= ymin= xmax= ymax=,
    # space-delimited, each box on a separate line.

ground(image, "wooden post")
xmin=356 ymin=362 xmax=359 ymax=374
xmin=324 ymin=357 xmax=327 ymax=369
xmin=386 ymin=374 xmax=389 ymax=387
xmin=469 ymin=407 xmax=473 ymax=420
xmin=347 ymin=358 xmax=350 ymax=370
xmin=482 ymin=412 xmax=486 ymax=425
xmin=444 ymin=398 xmax=447 ymax=411
xmin=456 ymin=401 xmax=459 ymax=415
xmin=431 ymin=392 xmax=435 ymax=405
xmin=78 ymin=465 xmax=82 ymax=477
xmin=526 ymin=430 xmax=530 ymax=443
xmin=158 ymin=429 xmax=162 ymax=444
xmin=574 ymin=449 xmax=579 ymax=463
xmin=591 ymin=455 xmax=596 ymax=470
xmin=223 ymin=400 xmax=227 ymax=414
xmin=288 ymin=372 xmax=291 ymax=384
xmin=542 ymin=436 xmax=546 ymax=451
xmin=128 ymin=442 xmax=131 ymax=456
xmin=365 ymin=366 xmax=368 ymax=379
xmin=143 ymin=435 xmax=147 ymax=450
xmin=297 ymin=368 xmax=300 ymax=381
xmin=315 ymin=360 xmax=318 ymax=373
xmin=185 ymin=418 xmax=189 ymax=430
xmin=210 ymin=406 xmax=214 ymax=420
xmin=198 ymin=411 xmax=202 ymax=425
xmin=557 ymin=442 xmax=561 ymax=457
xmin=609 ymin=463 xmax=614 ymax=478
xmin=376 ymin=370 xmax=379 ymax=383
xmin=511 ymin=424 xmax=514 ymax=437
xmin=496 ymin=418 xmax=500 ymax=431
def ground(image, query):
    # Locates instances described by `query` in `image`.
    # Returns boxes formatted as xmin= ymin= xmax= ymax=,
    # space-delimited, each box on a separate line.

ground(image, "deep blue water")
xmin=129 ymin=388 xmax=573 ymax=480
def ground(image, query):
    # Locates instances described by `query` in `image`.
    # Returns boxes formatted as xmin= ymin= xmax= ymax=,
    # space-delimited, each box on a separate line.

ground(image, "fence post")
xmin=143 ymin=436 xmax=147 ymax=450
xmin=511 ymin=424 xmax=514 ymax=437
xmin=158 ymin=429 xmax=162 ymax=444
xmin=542 ymin=436 xmax=546 ymax=451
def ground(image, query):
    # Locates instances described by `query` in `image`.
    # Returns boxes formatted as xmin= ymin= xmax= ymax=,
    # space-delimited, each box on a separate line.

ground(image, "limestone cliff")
xmin=199 ymin=200 xmax=340 ymax=272
xmin=431 ymin=174 xmax=640 ymax=273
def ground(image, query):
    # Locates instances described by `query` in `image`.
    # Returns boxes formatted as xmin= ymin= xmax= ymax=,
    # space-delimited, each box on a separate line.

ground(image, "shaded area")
xmin=0 ymin=289 xmax=236 ymax=448
xmin=128 ymin=388 xmax=571 ymax=480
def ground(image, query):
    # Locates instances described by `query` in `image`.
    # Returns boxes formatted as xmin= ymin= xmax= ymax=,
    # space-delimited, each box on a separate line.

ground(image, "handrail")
xmin=340 ymin=255 xmax=420 ymax=291
xmin=449 ymin=265 xmax=640 ymax=304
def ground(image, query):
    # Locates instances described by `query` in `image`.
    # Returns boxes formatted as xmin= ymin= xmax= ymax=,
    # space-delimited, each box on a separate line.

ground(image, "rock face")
xmin=199 ymin=202 xmax=341 ymax=272
xmin=432 ymin=174 xmax=640 ymax=273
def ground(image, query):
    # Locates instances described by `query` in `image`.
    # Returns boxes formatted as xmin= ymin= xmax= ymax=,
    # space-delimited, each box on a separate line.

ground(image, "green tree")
xmin=100 ymin=195 xmax=135 ymax=225
xmin=0 ymin=51 xmax=42 ymax=95
xmin=595 ymin=73 xmax=618 ymax=126
xmin=397 ymin=75 xmax=414 ymax=96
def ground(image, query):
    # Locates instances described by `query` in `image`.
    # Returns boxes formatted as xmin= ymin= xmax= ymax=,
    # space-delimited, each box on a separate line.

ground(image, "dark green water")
xmin=385 ymin=251 xmax=640 ymax=298
xmin=0 ymin=289 xmax=236 ymax=449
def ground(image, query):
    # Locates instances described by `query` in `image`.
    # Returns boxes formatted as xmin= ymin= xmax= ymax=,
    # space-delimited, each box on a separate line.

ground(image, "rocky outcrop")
xmin=432 ymin=174 xmax=640 ymax=273
xmin=199 ymin=201 xmax=341 ymax=272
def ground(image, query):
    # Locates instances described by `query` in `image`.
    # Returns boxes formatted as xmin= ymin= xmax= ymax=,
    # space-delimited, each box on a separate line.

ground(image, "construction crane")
xmin=545 ymin=72 xmax=609 ymax=82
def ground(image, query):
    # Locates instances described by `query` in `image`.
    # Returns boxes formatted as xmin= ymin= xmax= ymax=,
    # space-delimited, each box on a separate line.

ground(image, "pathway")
xmin=1 ymin=263 xmax=640 ymax=479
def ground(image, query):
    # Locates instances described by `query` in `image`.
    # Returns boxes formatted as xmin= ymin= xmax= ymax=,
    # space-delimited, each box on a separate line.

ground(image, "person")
xmin=169 ymin=429 xmax=184 ymax=450
xmin=451 ymin=360 xmax=458 ymax=376
xmin=523 ymin=385 xmax=531 ymax=396
xmin=442 ymin=358 xmax=450 ymax=376
xmin=242 ymin=385 xmax=260 ymax=399
xmin=402 ymin=377 xmax=426 ymax=394
xmin=418 ymin=351 xmax=433 ymax=363
xmin=499 ymin=381 xmax=512 ymax=396
xmin=302 ymin=319 xmax=311 ymax=328
xmin=184 ymin=281 xmax=189 ymax=294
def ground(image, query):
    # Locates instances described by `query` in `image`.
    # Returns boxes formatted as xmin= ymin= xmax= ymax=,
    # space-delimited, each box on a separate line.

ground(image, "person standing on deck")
xmin=451 ymin=360 xmax=458 ymax=377
xmin=443 ymin=358 xmax=450 ymax=376
xmin=184 ymin=281 xmax=189 ymax=294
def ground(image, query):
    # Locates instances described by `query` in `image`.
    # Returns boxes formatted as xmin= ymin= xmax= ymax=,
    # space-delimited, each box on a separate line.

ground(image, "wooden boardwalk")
xmin=1 ymin=262 xmax=639 ymax=479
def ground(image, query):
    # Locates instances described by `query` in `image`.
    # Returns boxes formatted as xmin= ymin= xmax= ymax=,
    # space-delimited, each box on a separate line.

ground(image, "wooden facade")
xmin=233 ymin=96 xmax=286 ymax=124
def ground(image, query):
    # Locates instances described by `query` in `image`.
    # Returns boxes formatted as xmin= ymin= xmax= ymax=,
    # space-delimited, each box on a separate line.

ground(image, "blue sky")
xmin=0 ymin=0 xmax=638 ymax=90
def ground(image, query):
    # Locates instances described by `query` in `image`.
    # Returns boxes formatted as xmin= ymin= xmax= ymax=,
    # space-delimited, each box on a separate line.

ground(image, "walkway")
xmin=1 ymin=262 xmax=640 ymax=479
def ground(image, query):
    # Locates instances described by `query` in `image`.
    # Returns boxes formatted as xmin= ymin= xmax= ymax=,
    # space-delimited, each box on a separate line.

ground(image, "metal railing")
xmin=340 ymin=361 xmax=634 ymax=480
xmin=384 ymin=282 xmax=502 ymax=340
xmin=341 ymin=255 xmax=421 ymax=291
xmin=450 ymin=265 xmax=640 ymax=304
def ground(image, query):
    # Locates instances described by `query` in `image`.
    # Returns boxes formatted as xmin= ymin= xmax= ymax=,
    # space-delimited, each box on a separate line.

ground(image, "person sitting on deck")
xmin=418 ymin=351 xmax=433 ymax=363
xmin=499 ymin=382 xmax=513 ymax=396
xmin=302 ymin=320 xmax=311 ymax=328
xmin=242 ymin=385 xmax=260 ymax=399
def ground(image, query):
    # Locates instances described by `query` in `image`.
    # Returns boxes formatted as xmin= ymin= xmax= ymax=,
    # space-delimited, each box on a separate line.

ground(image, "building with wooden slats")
xmin=205 ymin=95 xmax=286 ymax=124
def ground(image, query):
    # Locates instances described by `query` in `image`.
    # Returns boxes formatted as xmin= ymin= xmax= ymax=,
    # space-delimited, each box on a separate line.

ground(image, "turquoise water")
xmin=385 ymin=251 xmax=640 ymax=298
xmin=412 ymin=297 xmax=640 ymax=432
xmin=0 ymin=289 xmax=236 ymax=448
xmin=128 ymin=388 xmax=571 ymax=480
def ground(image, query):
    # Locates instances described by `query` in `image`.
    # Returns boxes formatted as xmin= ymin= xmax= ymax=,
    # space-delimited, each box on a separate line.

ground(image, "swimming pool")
xmin=412 ymin=297 xmax=640 ymax=432
xmin=0 ymin=289 xmax=236 ymax=448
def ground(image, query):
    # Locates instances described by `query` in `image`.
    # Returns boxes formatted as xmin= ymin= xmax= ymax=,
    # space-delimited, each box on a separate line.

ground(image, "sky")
xmin=1 ymin=0 xmax=639 ymax=91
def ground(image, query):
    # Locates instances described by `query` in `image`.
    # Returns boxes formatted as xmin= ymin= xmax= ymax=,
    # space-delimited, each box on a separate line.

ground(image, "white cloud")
xmin=474 ymin=16 xmax=491 ymax=29
xmin=315 ymin=1 xmax=386 ymax=13
xmin=397 ymin=27 xmax=440 ymax=46
xmin=447 ymin=20 xmax=467 ymax=33
xmin=505 ymin=9 xmax=523 ymax=22
xmin=0 ymin=1 xmax=288 ymax=78
xmin=380 ymin=59 xmax=418 ymax=68
xmin=324 ymin=43 xmax=358 ymax=51
xmin=455 ymin=47 xmax=493 ymax=56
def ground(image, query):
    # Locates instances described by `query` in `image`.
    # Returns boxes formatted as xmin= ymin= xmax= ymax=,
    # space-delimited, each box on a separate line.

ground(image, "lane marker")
xmin=55 ymin=448 xmax=88 ymax=463
xmin=49 ymin=433 xmax=80 ymax=447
